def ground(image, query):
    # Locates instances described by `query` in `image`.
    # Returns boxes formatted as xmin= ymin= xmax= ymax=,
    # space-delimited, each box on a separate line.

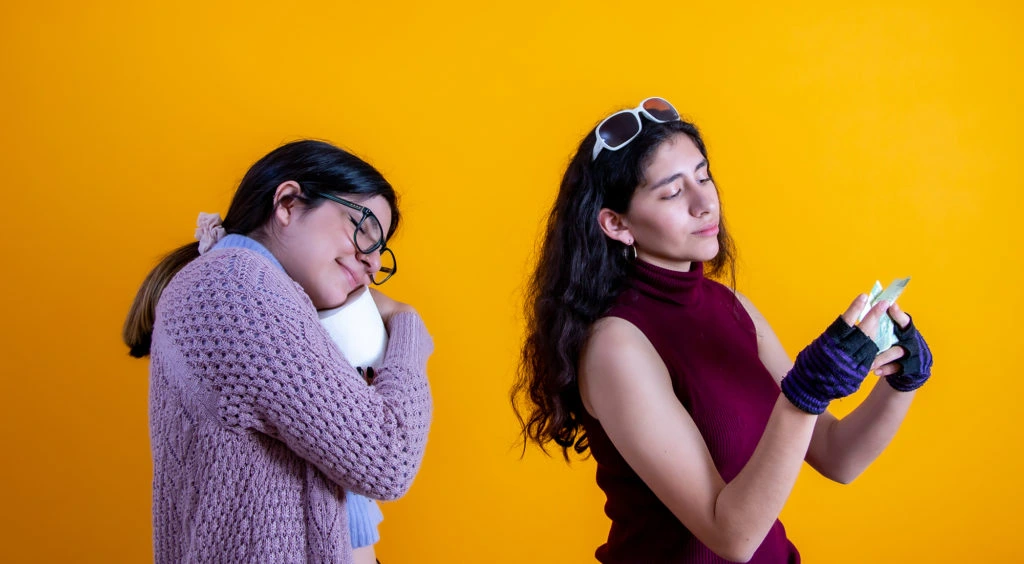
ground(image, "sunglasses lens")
xmin=642 ymin=97 xmax=679 ymax=122
xmin=597 ymin=111 xmax=642 ymax=150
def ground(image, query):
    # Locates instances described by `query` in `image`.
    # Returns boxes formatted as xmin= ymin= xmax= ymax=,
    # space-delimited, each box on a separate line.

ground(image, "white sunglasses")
xmin=591 ymin=97 xmax=681 ymax=161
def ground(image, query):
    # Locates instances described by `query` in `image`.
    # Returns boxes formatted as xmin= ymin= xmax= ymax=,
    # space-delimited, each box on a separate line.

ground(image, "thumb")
xmin=888 ymin=302 xmax=912 ymax=330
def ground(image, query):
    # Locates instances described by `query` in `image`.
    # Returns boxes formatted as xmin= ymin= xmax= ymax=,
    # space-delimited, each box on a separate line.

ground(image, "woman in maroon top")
xmin=514 ymin=98 xmax=933 ymax=563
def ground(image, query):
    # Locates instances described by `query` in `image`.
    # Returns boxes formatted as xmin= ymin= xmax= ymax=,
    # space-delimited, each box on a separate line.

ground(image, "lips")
xmin=338 ymin=262 xmax=360 ymax=287
xmin=693 ymin=224 xmax=720 ymax=237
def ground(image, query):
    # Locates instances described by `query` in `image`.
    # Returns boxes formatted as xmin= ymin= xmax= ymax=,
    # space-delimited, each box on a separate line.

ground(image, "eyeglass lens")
xmin=371 ymin=247 xmax=396 ymax=285
xmin=353 ymin=214 xmax=385 ymax=254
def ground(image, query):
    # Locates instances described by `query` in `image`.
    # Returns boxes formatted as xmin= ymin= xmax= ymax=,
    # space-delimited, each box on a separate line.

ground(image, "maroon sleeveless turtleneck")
xmin=580 ymin=259 xmax=800 ymax=563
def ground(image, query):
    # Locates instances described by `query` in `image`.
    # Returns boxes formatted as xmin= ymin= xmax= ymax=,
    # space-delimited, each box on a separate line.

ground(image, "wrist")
xmin=885 ymin=372 xmax=929 ymax=392
xmin=781 ymin=375 xmax=830 ymax=414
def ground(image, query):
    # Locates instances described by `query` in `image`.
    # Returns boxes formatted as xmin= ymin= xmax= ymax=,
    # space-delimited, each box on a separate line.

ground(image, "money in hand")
xmin=856 ymin=277 xmax=911 ymax=353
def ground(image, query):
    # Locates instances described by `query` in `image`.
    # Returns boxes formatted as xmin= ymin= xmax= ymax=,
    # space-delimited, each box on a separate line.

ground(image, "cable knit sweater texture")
xmin=149 ymin=246 xmax=433 ymax=563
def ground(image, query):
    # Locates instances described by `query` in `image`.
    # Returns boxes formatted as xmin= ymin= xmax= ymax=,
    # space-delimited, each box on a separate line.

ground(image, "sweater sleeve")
xmin=160 ymin=250 xmax=434 ymax=500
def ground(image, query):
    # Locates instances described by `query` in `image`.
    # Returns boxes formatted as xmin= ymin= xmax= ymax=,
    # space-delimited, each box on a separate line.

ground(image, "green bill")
xmin=856 ymin=277 xmax=911 ymax=352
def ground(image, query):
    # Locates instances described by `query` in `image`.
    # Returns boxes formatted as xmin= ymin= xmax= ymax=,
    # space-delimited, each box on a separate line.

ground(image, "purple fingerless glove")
xmin=885 ymin=316 xmax=933 ymax=392
xmin=781 ymin=316 xmax=879 ymax=414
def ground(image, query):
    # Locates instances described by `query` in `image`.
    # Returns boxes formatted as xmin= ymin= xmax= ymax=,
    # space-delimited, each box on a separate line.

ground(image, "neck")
xmin=636 ymin=252 xmax=693 ymax=273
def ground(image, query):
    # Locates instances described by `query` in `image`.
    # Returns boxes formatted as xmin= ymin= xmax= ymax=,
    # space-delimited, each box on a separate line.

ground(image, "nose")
xmin=357 ymin=248 xmax=382 ymax=275
xmin=688 ymin=179 xmax=718 ymax=217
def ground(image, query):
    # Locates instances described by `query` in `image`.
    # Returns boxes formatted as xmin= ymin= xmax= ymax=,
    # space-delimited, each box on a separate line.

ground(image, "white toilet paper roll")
xmin=317 ymin=285 xmax=388 ymax=368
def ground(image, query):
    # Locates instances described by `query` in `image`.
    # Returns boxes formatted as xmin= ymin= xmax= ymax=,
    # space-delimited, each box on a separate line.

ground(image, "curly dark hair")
xmin=512 ymin=114 xmax=737 ymax=459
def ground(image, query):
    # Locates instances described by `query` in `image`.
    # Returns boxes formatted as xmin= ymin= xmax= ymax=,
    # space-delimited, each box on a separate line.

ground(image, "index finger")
xmin=858 ymin=299 xmax=890 ymax=341
xmin=840 ymin=294 xmax=870 ymax=326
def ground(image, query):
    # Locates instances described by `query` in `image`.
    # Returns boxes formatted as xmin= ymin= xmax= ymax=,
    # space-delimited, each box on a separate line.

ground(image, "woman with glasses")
xmin=514 ymin=98 xmax=933 ymax=562
xmin=124 ymin=139 xmax=431 ymax=563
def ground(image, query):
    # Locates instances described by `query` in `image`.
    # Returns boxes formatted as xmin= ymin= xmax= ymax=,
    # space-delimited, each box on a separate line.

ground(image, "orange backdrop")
xmin=2 ymin=0 xmax=1021 ymax=562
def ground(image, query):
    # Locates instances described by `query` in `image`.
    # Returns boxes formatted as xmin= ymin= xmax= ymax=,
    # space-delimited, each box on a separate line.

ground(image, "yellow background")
xmin=2 ymin=0 xmax=1020 ymax=562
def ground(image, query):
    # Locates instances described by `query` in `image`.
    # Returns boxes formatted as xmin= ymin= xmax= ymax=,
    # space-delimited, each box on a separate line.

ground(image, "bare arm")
xmin=737 ymin=293 xmax=915 ymax=484
xmin=580 ymin=317 xmax=816 ymax=562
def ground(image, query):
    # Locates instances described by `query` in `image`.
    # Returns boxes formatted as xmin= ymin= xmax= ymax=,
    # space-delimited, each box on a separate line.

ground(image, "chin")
xmin=698 ymin=242 xmax=720 ymax=262
xmin=315 ymin=290 xmax=351 ymax=311
xmin=335 ymin=290 xmax=357 ymax=307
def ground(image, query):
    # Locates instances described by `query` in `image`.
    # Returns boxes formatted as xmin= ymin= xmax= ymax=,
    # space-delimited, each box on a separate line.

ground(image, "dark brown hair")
xmin=123 ymin=139 xmax=399 ymax=358
xmin=512 ymin=118 xmax=736 ymax=459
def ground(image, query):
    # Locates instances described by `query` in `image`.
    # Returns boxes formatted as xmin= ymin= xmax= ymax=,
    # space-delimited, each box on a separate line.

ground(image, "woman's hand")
xmin=781 ymin=295 xmax=888 ymax=414
xmin=871 ymin=302 xmax=933 ymax=391
xmin=841 ymin=293 xmax=888 ymax=342
xmin=369 ymin=287 xmax=417 ymax=325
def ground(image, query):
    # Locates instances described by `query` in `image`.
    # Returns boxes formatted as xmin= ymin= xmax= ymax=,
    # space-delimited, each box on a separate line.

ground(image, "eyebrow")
xmin=646 ymin=159 xmax=709 ymax=190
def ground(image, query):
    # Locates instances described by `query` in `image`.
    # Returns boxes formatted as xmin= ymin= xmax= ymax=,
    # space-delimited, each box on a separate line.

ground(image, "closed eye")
xmin=662 ymin=189 xmax=682 ymax=200
xmin=349 ymin=217 xmax=368 ymax=235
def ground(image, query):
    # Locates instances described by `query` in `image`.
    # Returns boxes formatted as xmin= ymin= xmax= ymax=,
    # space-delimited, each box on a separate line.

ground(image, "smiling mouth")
xmin=338 ymin=262 xmax=361 ymax=287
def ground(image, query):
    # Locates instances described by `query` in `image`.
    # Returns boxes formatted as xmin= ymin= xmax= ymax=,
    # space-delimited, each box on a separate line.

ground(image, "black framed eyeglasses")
xmin=307 ymin=189 xmax=398 ymax=285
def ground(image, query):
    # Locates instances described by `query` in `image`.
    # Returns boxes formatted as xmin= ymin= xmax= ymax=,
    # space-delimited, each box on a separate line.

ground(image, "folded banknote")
xmin=856 ymin=277 xmax=911 ymax=353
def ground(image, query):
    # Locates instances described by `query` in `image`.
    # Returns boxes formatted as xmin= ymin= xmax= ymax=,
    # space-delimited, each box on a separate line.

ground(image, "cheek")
xmin=297 ymin=241 xmax=337 ymax=287
xmin=633 ymin=217 xmax=677 ymax=248
xmin=655 ymin=211 xmax=690 ymax=237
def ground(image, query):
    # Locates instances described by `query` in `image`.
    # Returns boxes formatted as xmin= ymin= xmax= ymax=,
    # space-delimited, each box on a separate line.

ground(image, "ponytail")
xmin=122 ymin=242 xmax=200 ymax=358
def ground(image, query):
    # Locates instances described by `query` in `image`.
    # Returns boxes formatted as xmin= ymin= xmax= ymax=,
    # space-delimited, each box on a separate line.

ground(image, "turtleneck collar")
xmin=628 ymin=259 xmax=705 ymax=306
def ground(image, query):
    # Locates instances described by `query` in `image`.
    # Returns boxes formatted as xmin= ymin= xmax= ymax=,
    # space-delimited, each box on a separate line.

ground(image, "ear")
xmin=271 ymin=181 xmax=303 ymax=227
xmin=597 ymin=208 xmax=634 ymax=245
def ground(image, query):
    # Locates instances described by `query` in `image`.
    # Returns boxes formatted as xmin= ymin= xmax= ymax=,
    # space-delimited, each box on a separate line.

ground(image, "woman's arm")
xmin=580 ymin=317 xmax=817 ymax=562
xmin=581 ymin=296 xmax=885 ymax=561
xmin=737 ymin=293 xmax=916 ymax=484
xmin=161 ymin=251 xmax=433 ymax=500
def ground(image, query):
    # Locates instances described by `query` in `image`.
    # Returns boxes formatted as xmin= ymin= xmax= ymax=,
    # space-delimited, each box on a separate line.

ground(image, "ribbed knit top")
xmin=581 ymin=260 xmax=799 ymax=563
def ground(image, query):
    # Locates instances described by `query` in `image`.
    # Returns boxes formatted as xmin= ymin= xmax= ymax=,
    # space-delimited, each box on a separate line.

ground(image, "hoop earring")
xmin=622 ymin=243 xmax=637 ymax=261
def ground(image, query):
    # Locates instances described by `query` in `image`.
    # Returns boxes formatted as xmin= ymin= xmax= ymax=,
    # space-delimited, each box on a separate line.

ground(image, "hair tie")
xmin=195 ymin=212 xmax=226 ymax=255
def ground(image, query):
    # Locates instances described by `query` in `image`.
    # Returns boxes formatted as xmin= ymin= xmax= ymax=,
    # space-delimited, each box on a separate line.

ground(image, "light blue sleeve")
xmin=346 ymin=491 xmax=384 ymax=548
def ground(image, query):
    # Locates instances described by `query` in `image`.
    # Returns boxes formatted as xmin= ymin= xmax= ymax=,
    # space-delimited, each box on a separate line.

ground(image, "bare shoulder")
xmin=730 ymin=290 xmax=769 ymax=341
xmin=730 ymin=290 xmax=793 ymax=384
xmin=584 ymin=316 xmax=659 ymax=376
xmin=587 ymin=316 xmax=649 ymax=352
xmin=579 ymin=316 xmax=672 ymax=418
xmin=731 ymin=290 xmax=761 ymax=321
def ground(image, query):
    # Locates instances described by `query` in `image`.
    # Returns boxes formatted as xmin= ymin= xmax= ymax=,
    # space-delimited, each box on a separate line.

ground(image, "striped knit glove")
xmin=885 ymin=316 xmax=933 ymax=392
xmin=782 ymin=317 xmax=880 ymax=414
